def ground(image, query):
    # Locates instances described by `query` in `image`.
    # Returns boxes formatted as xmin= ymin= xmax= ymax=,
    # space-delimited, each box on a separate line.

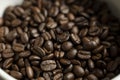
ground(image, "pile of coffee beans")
xmin=0 ymin=0 xmax=120 ymax=80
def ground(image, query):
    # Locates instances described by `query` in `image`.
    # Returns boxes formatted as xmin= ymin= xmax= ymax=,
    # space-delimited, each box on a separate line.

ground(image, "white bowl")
xmin=0 ymin=0 xmax=120 ymax=80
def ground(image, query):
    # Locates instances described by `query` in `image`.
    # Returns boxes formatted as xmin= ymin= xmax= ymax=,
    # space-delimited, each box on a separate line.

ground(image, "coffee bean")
xmin=10 ymin=70 xmax=23 ymax=79
xmin=53 ymin=73 xmax=63 ymax=80
xmin=57 ymin=32 xmax=70 ymax=42
xmin=2 ymin=49 xmax=14 ymax=58
xmin=19 ymin=51 xmax=31 ymax=58
xmin=60 ymin=59 xmax=71 ymax=65
xmin=62 ymin=41 xmax=73 ymax=51
xmin=3 ymin=58 xmax=13 ymax=69
xmin=46 ymin=20 xmax=57 ymax=29
xmin=0 ymin=43 xmax=5 ymax=52
xmin=73 ymin=65 xmax=85 ymax=77
xmin=71 ymin=26 xmax=79 ymax=34
xmin=87 ymin=74 xmax=98 ymax=80
xmin=18 ymin=58 xmax=25 ymax=67
xmin=13 ymin=7 xmax=25 ymax=17
xmin=78 ymin=50 xmax=91 ymax=59
xmin=71 ymin=59 xmax=81 ymax=65
xmin=110 ymin=45 xmax=118 ymax=57
xmin=60 ymin=5 xmax=69 ymax=14
xmin=37 ymin=77 xmax=45 ymax=80
xmin=71 ymin=33 xmax=81 ymax=44
xmin=5 ymin=29 xmax=18 ymax=41
xmin=11 ymin=64 xmax=19 ymax=71
xmin=66 ymin=48 xmax=77 ymax=59
xmin=20 ymin=32 xmax=29 ymax=43
xmin=44 ymin=40 xmax=54 ymax=52
xmin=40 ymin=60 xmax=56 ymax=71
xmin=64 ymin=72 xmax=74 ymax=80
xmin=12 ymin=43 xmax=25 ymax=52
xmin=11 ymin=19 xmax=21 ymax=27
xmin=42 ymin=53 xmax=54 ymax=60
xmin=92 ymin=69 xmax=104 ymax=78
xmin=0 ymin=27 xmax=9 ymax=40
xmin=89 ymin=26 xmax=101 ymax=36
xmin=34 ymin=37 xmax=44 ymax=47
xmin=88 ymin=59 xmax=94 ymax=70
xmin=79 ymin=28 xmax=88 ymax=37
xmin=107 ymin=61 xmax=118 ymax=72
xmin=64 ymin=64 xmax=73 ymax=73
xmin=29 ymin=55 xmax=41 ymax=61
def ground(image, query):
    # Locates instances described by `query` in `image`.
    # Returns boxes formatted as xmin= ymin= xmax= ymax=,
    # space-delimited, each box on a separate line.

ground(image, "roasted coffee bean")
xmin=53 ymin=73 xmax=63 ymax=80
xmin=66 ymin=48 xmax=77 ymax=59
xmin=57 ymin=32 xmax=70 ymax=42
xmin=0 ymin=43 xmax=5 ymax=52
xmin=92 ymin=69 xmax=104 ymax=78
xmin=64 ymin=72 xmax=74 ymax=80
xmin=79 ymin=28 xmax=88 ymax=37
xmin=3 ymin=58 xmax=13 ymax=69
xmin=73 ymin=65 xmax=85 ymax=77
xmin=31 ymin=46 xmax=46 ymax=57
xmin=88 ymin=59 xmax=94 ymax=70
xmin=78 ymin=50 xmax=91 ymax=59
xmin=19 ymin=51 xmax=31 ymax=58
xmin=37 ymin=77 xmax=45 ymax=80
xmin=2 ymin=49 xmax=14 ymax=58
xmin=11 ymin=19 xmax=21 ymax=27
xmin=18 ymin=58 xmax=24 ymax=67
xmin=25 ymin=59 xmax=34 ymax=79
xmin=20 ymin=32 xmax=29 ymax=43
xmin=107 ymin=61 xmax=118 ymax=72
xmin=62 ymin=41 xmax=73 ymax=51
xmin=60 ymin=22 xmax=74 ymax=30
xmin=29 ymin=55 xmax=41 ymax=61
xmin=60 ymin=4 xmax=69 ymax=14
xmin=71 ymin=26 xmax=79 ymax=34
xmin=13 ymin=7 xmax=25 ymax=17
xmin=110 ymin=45 xmax=118 ymax=57
xmin=92 ymin=45 xmax=104 ymax=54
xmin=30 ymin=28 xmax=39 ymax=38
xmin=71 ymin=33 xmax=81 ymax=44
xmin=64 ymin=64 xmax=73 ymax=73
xmin=10 ymin=70 xmax=23 ymax=79
xmin=40 ymin=60 xmax=56 ymax=71
xmin=89 ymin=26 xmax=101 ymax=36
xmin=0 ymin=27 xmax=9 ymax=41
xmin=87 ymin=74 xmax=98 ymax=80
xmin=44 ymin=40 xmax=54 ymax=52
xmin=71 ymin=59 xmax=81 ymax=65
xmin=11 ymin=64 xmax=19 ymax=71
xmin=42 ymin=53 xmax=54 ymax=60
xmin=5 ymin=29 xmax=17 ymax=41
xmin=12 ymin=43 xmax=25 ymax=52
xmin=60 ymin=59 xmax=71 ymax=65
xmin=82 ymin=37 xmax=100 ymax=50
xmin=54 ymin=50 xmax=64 ymax=59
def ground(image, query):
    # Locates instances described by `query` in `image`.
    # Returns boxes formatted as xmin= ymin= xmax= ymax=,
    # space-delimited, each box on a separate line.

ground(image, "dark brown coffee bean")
xmin=49 ymin=6 xmax=59 ymax=17
xmin=46 ymin=20 xmax=57 ymax=29
xmin=78 ymin=50 xmax=91 ymax=59
xmin=42 ymin=53 xmax=54 ymax=60
xmin=20 ymin=32 xmax=29 ymax=43
xmin=66 ymin=48 xmax=77 ymax=59
xmin=71 ymin=33 xmax=81 ymax=44
xmin=73 ymin=65 xmax=85 ymax=77
xmin=31 ymin=46 xmax=46 ymax=57
xmin=40 ymin=60 xmax=56 ymax=71
xmin=34 ymin=37 xmax=44 ymax=47
xmin=62 ymin=41 xmax=73 ymax=51
xmin=54 ymin=51 xmax=64 ymax=59
xmin=100 ymin=27 xmax=109 ymax=39
xmin=29 ymin=55 xmax=41 ymax=61
xmin=60 ymin=22 xmax=74 ymax=30
xmin=3 ymin=58 xmax=13 ymax=69
xmin=50 ymin=30 xmax=56 ymax=40
xmin=79 ymin=28 xmax=88 ymax=37
xmin=11 ymin=64 xmax=19 ymax=71
xmin=87 ymin=74 xmax=98 ymax=80
xmin=57 ymin=32 xmax=70 ymax=42
xmin=88 ymin=59 xmax=94 ymax=70
xmin=67 ymin=13 xmax=75 ymax=21
xmin=75 ymin=17 xmax=88 ymax=26
xmin=38 ymin=23 xmax=46 ymax=32
xmin=43 ymin=72 xmax=52 ymax=80
xmin=37 ymin=77 xmax=45 ymax=80
xmin=25 ymin=59 xmax=34 ymax=79
xmin=92 ymin=69 xmax=104 ymax=78
xmin=0 ymin=27 xmax=9 ymax=41
xmin=60 ymin=59 xmax=71 ymax=65
xmin=107 ymin=61 xmax=118 ymax=72
xmin=42 ymin=31 xmax=52 ymax=40
xmin=89 ymin=26 xmax=101 ymax=36
xmin=18 ymin=58 xmax=24 ymax=67
xmin=5 ymin=29 xmax=17 ymax=41
xmin=71 ymin=59 xmax=81 ymax=65
xmin=53 ymin=73 xmax=63 ymax=80
xmin=82 ymin=37 xmax=100 ymax=50
xmin=44 ymin=40 xmax=54 ymax=52
xmin=64 ymin=64 xmax=73 ymax=73
xmin=60 ymin=4 xmax=69 ymax=14
xmin=19 ymin=51 xmax=31 ymax=58
xmin=71 ymin=26 xmax=79 ymax=34
xmin=13 ymin=7 xmax=25 ymax=16
xmin=96 ymin=60 xmax=106 ymax=68
xmin=11 ymin=19 xmax=21 ymax=27
xmin=2 ymin=49 xmax=14 ymax=58
xmin=110 ymin=45 xmax=118 ymax=57
xmin=92 ymin=45 xmax=104 ymax=54
xmin=30 ymin=28 xmax=39 ymax=38
xmin=10 ymin=70 xmax=23 ymax=79
xmin=12 ymin=43 xmax=25 ymax=52
xmin=64 ymin=72 xmax=74 ymax=80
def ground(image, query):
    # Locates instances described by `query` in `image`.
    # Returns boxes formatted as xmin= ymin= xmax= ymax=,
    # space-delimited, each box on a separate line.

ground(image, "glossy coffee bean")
xmin=64 ymin=73 xmax=74 ymax=80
